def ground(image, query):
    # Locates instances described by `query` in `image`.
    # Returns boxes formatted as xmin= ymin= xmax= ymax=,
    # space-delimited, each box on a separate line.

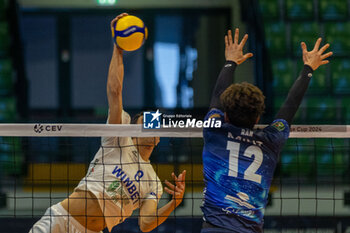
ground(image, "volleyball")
xmin=112 ymin=15 xmax=148 ymax=51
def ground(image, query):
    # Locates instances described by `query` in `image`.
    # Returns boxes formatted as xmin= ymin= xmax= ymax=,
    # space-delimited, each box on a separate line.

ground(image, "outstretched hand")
xmin=110 ymin=12 xmax=128 ymax=35
xmin=164 ymin=170 xmax=186 ymax=207
xmin=225 ymin=28 xmax=253 ymax=65
xmin=110 ymin=13 xmax=129 ymax=53
xmin=301 ymin=38 xmax=333 ymax=71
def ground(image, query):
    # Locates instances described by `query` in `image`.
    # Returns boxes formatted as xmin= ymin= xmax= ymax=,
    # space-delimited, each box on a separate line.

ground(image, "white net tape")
xmin=0 ymin=124 xmax=348 ymax=137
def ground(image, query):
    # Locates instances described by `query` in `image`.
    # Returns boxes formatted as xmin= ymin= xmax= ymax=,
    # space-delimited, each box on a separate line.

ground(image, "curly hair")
xmin=220 ymin=82 xmax=265 ymax=129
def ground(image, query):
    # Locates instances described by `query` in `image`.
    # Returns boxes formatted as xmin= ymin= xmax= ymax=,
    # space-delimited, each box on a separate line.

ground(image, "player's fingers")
xmin=228 ymin=30 xmax=233 ymax=45
xmin=117 ymin=12 xmax=128 ymax=19
xmin=164 ymin=187 xmax=175 ymax=196
xmin=313 ymin=37 xmax=322 ymax=51
xmin=245 ymin=53 xmax=254 ymax=59
xmin=164 ymin=180 xmax=175 ymax=189
xmin=319 ymin=43 xmax=330 ymax=54
xmin=239 ymin=34 xmax=248 ymax=48
xmin=225 ymin=35 xmax=229 ymax=48
xmin=174 ymin=192 xmax=183 ymax=198
xmin=172 ymin=172 xmax=179 ymax=182
xmin=174 ymin=186 xmax=183 ymax=193
xmin=169 ymin=174 xmax=185 ymax=191
xmin=111 ymin=13 xmax=128 ymax=27
xmin=182 ymin=170 xmax=186 ymax=182
xmin=321 ymin=51 xmax=333 ymax=60
xmin=166 ymin=183 xmax=183 ymax=195
xmin=177 ymin=174 xmax=183 ymax=184
xmin=234 ymin=28 xmax=239 ymax=44
xmin=164 ymin=180 xmax=176 ymax=190
xmin=172 ymin=172 xmax=176 ymax=179
xmin=321 ymin=60 xmax=329 ymax=65
xmin=301 ymin=42 xmax=308 ymax=53
xmin=110 ymin=17 xmax=118 ymax=29
xmin=178 ymin=170 xmax=186 ymax=187
xmin=176 ymin=184 xmax=184 ymax=193
xmin=241 ymin=53 xmax=253 ymax=63
xmin=176 ymin=180 xmax=185 ymax=190
xmin=170 ymin=182 xmax=183 ymax=193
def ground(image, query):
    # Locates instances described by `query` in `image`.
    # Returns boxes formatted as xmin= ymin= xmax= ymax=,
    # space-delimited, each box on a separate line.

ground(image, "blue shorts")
xmin=201 ymin=205 xmax=263 ymax=233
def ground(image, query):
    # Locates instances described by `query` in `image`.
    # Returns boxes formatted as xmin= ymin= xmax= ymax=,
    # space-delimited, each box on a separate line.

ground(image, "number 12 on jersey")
xmin=226 ymin=141 xmax=263 ymax=184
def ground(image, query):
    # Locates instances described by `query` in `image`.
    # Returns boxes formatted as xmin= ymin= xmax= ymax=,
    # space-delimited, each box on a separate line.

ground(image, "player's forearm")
xmin=209 ymin=61 xmax=237 ymax=110
xmin=275 ymin=65 xmax=313 ymax=125
xmin=107 ymin=45 xmax=124 ymax=97
xmin=106 ymin=45 xmax=124 ymax=124
xmin=140 ymin=200 xmax=179 ymax=232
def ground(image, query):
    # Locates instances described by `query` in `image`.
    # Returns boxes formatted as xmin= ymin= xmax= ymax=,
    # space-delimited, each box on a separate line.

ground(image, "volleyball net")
xmin=0 ymin=124 xmax=349 ymax=232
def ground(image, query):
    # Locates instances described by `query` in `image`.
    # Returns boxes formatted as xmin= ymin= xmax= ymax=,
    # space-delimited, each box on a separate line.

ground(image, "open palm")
xmin=301 ymin=38 xmax=333 ymax=71
xmin=225 ymin=28 xmax=253 ymax=65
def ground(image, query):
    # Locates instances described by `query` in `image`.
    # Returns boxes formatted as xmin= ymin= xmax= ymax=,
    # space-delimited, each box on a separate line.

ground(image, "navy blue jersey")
xmin=201 ymin=109 xmax=289 ymax=232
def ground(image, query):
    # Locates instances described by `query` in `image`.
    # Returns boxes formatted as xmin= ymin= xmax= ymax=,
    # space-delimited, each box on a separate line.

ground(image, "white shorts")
xmin=29 ymin=203 xmax=102 ymax=233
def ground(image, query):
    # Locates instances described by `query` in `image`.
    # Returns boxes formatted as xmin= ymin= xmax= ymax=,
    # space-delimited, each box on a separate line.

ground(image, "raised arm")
xmin=107 ymin=13 xmax=128 ymax=124
xmin=275 ymin=38 xmax=333 ymax=125
xmin=138 ymin=171 xmax=186 ymax=232
xmin=210 ymin=28 xmax=253 ymax=110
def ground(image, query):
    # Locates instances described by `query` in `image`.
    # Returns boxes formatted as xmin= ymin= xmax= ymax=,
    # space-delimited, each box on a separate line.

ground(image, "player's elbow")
xmin=139 ymin=219 xmax=155 ymax=232
xmin=139 ymin=223 xmax=153 ymax=232
xmin=140 ymin=226 xmax=152 ymax=232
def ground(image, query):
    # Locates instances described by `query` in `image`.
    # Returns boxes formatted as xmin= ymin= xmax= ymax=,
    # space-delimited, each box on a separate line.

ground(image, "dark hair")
xmin=220 ymin=82 xmax=265 ymax=129
xmin=131 ymin=112 xmax=143 ymax=124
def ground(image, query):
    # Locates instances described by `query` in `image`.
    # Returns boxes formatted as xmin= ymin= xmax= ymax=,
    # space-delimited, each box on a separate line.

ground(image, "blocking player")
xmin=30 ymin=13 xmax=186 ymax=233
xmin=201 ymin=28 xmax=332 ymax=232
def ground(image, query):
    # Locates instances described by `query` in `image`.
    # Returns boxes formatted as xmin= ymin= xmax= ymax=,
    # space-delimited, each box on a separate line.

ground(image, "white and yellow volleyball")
xmin=112 ymin=15 xmax=148 ymax=51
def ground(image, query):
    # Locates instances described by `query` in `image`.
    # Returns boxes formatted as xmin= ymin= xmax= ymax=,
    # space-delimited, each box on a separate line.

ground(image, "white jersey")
xmin=75 ymin=111 xmax=163 ymax=232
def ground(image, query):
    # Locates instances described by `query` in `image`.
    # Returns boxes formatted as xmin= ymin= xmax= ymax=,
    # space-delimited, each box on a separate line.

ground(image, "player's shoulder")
xmin=203 ymin=109 xmax=225 ymax=138
xmin=122 ymin=110 xmax=131 ymax=124
xmin=102 ymin=110 xmax=132 ymax=146
xmin=106 ymin=109 xmax=131 ymax=124
xmin=262 ymin=119 xmax=290 ymax=140
xmin=205 ymin=108 xmax=224 ymax=121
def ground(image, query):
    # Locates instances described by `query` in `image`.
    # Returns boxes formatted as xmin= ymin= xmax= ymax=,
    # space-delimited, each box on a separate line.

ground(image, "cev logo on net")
xmin=33 ymin=124 xmax=63 ymax=133
xmin=143 ymin=110 xmax=222 ymax=129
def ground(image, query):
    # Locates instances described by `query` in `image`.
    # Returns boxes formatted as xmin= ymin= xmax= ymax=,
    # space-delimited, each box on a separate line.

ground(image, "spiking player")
xmin=200 ymin=28 xmax=333 ymax=232
xmin=30 ymin=13 xmax=186 ymax=233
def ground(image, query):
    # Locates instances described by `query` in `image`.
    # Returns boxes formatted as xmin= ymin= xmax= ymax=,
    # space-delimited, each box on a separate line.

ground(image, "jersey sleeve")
xmin=263 ymin=119 xmax=290 ymax=152
xmin=143 ymin=176 xmax=163 ymax=204
xmin=204 ymin=108 xmax=225 ymax=122
xmin=101 ymin=110 xmax=131 ymax=146
xmin=203 ymin=108 xmax=225 ymax=140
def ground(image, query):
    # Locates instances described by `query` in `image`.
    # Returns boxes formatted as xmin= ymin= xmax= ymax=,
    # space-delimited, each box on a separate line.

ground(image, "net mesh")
xmin=0 ymin=124 xmax=349 ymax=232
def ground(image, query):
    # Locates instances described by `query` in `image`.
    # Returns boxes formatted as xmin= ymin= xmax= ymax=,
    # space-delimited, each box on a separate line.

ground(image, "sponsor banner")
xmin=143 ymin=109 xmax=222 ymax=129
